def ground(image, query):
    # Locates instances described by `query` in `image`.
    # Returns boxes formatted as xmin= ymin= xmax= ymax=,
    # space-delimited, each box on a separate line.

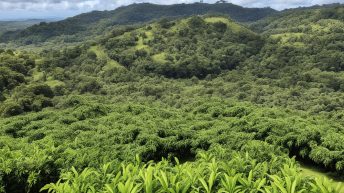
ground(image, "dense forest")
xmin=0 ymin=2 xmax=344 ymax=193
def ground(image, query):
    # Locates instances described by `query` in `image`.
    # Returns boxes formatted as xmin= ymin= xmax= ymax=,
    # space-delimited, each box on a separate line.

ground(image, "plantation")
xmin=0 ymin=3 xmax=344 ymax=193
xmin=41 ymin=153 xmax=343 ymax=193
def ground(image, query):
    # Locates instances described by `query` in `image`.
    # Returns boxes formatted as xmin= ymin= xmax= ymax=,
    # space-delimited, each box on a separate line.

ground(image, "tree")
xmin=1 ymin=101 xmax=23 ymax=117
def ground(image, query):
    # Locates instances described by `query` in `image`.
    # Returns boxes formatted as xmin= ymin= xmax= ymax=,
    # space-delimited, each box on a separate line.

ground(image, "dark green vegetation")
xmin=0 ymin=3 xmax=344 ymax=193
xmin=0 ymin=3 xmax=275 ymax=45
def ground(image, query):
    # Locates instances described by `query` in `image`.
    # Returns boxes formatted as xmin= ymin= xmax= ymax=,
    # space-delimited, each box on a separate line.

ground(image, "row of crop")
xmin=41 ymin=152 xmax=342 ymax=193
xmin=1 ymin=98 xmax=344 ymax=191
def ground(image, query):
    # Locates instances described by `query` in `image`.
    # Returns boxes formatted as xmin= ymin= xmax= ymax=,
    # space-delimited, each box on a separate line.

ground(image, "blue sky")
xmin=0 ymin=0 xmax=343 ymax=20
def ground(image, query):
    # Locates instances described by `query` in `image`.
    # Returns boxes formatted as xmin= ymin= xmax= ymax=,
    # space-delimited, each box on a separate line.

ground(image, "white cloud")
xmin=0 ymin=0 xmax=105 ymax=10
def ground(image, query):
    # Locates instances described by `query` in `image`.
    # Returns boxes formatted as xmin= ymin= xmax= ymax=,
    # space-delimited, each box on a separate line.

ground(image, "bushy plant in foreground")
xmin=41 ymin=153 xmax=343 ymax=193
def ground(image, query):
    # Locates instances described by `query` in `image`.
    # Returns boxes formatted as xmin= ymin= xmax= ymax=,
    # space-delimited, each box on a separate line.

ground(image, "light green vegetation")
xmin=41 ymin=153 xmax=343 ymax=193
xmin=135 ymin=36 xmax=148 ymax=50
xmin=33 ymin=70 xmax=45 ymax=81
xmin=271 ymin=33 xmax=304 ymax=42
xmin=204 ymin=17 xmax=247 ymax=33
xmin=45 ymin=80 xmax=65 ymax=88
xmin=152 ymin=53 xmax=167 ymax=63
xmin=90 ymin=46 xmax=123 ymax=70
xmin=301 ymin=165 xmax=344 ymax=192
xmin=135 ymin=31 xmax=153 ymax=50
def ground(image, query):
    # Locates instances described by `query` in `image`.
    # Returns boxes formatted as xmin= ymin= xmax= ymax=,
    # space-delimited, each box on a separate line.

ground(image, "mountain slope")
xmin=245 ymin=4 xmax=344 ymax=90
xmin=0 ymin=19 xmax=50 ymax=35
xmin=38 ymin=16 xmax=262 ymax=79
xmin=0 ymin=3 xmax=276 ymax=44
xmin=250 ymin=3 xmax=343 ymax=32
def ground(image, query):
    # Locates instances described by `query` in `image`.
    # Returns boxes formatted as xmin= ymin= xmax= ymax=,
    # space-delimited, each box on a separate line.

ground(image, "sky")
xmin=0 ymin=0 xmax=343 ymax=20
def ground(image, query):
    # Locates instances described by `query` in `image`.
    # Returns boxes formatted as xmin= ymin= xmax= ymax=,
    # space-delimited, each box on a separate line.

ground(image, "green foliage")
xmin=0 ymin=101 xmax=23 ymax=117
xmin=40 ymin=153 xmax=341 ymax=193
xmin=0 ymin=96 xmax=344 ymax=192
xmin=0 ymin=50 xmax=35 ymax=93
xmin=1 ymin=3 xmax=344 ymax=193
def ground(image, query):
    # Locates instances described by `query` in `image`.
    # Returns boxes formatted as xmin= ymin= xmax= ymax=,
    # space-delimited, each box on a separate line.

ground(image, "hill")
xmin=246 ymin=4 xmax=344 ymax=90
xmin=0 ymin=19 xmax=51 ymax=35
xmin=98 ymin=16 xmax=262 ymax=78
xmin=250 ymin=3 xmax=344 ymax=32
xmin=0 ymin=3 xmax=276 ymax=45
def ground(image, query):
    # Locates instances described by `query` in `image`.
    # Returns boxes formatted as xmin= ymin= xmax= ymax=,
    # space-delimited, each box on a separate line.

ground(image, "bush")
xmin=86 ymin=50 xmax=97 ymax=60
xmin=0 ymin=101 xmax=23 ymax=117
xmin=212 ymin=21 xmax=227 ymax=33
xmin=78 ymin=78 xmax=102 ymax=94
xmin=30 ymin=84 xmax=54 ymax=98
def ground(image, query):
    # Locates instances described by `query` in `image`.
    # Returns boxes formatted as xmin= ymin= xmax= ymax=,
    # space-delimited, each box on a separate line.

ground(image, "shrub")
xmin=0 ymin=101 xmax=23 ymax=117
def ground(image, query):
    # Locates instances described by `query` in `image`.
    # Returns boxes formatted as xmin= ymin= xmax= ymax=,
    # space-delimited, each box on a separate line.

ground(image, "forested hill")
xmin=0 ymin=3 xmax=276 ymax=45
xmin=250 ymin=3 xmax=344 ymax=33
xmin=0 ymin=19 xmax=49 ymax=35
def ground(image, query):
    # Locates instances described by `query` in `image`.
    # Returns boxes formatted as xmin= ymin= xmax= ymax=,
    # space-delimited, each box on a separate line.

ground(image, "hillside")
xmin=250 ymin=4 xmax=344 ymax=32
xmin=0 ymin=19 xmax=50 ymax=35
xmin=1 ymin=4 xmax=344 ymax=193
xmin=247 ymin=5 xmax=344 ymax=81
xmin=99 ymin=16 xmax=262 ymax=78
xmin=0 ymin=3 xmax=276 ymax=45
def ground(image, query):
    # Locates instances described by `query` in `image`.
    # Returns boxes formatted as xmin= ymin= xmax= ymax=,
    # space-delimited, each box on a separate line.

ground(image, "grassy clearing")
xmin=152 ymin=52 xmax=167 ymax=64
xmin=170 ymin=19 xmax=187 ymax=32
xmin=271 ymin=32 xmax=304 ymax=41
xmin=90 ymin=46 xmax=108 ymax=59
xmin=271 ymin=32 xmax=306 ymax=47
xmin=135 ymin=31 xmax=153 ymax=50
xmin=145 ymin=31 xmax=153 ymax=39
xmin=89 ymin=46 xmax=123 ymax=70
xmin=45 ymin=80 xmax=65 ymax=88
xmin=32 ymin=59 xmax=45 ymax=81
xmin=32 ymin=69 xmax=44 ymax=81
xmin=204 ymin=17 xmax=246 ymax=33
xmin=135 ymin=36 xmax=149 ymax=50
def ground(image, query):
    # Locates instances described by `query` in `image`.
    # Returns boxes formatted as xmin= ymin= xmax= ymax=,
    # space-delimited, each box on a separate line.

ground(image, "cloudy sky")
xmin=0 ymin=0 xmax=343 ymax=20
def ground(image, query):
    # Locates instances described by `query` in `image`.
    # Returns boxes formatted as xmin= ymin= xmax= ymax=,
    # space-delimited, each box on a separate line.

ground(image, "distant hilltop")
xmin=0 ymin=2 xmax=276 ymax=44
